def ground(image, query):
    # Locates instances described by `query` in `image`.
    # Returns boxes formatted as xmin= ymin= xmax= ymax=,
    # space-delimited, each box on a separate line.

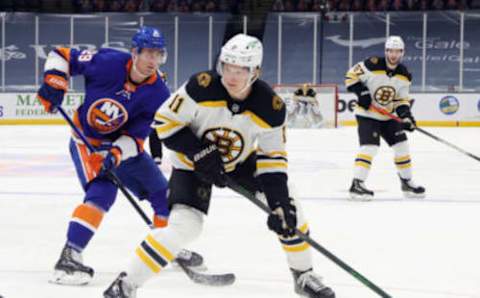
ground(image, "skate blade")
xmin=49 ymin=270 xmax=92 ymax=286
xmin=349 ymin=193 xmax=373 ymax=201
xmin=403 ymin=191 xmax=426 ymax=199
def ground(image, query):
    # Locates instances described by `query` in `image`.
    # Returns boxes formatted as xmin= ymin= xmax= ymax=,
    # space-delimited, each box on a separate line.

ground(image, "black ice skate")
xmin=400 ymin=177 xmax=426 ymax=199
xmin=291 ymin=269 xmax=335 ymax=298
xmin=104 ymin=272 xmax=137 ymax=298
xmin=50 ymin=244 xmax=94 ymax=285
xmin=349 ymin=178 xmax=374 ymax=201
xmin=172 ymin=249 xmax=205 ymax=269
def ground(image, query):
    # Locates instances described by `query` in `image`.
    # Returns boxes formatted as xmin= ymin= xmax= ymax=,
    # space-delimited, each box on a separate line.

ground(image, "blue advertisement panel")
xmin=5 ymin=13 xmax=38 ymax=90
xmin=322 ymin=14 xmax=350 ymax=88
xmin=280 ymin=13 xmax=317 ymax=84
xmin=176 ymin=13 xmax=229 ymax=87
xmin=389 ymin=12 xmax=424 ymax=91
xmin=425 ymin=12 xmax=461 ymax=91
xmin=0 ymin=11 xmax=479 ymax=93
xmin=71 ymin=15 xmax=106 ymax=91
xmin=351 ymin=13 xmax=387 ymax=65
xmin=463 ymin=12 xmax=480 ymax=91
xmin=262 ymin=14 xmax=280 ymax=85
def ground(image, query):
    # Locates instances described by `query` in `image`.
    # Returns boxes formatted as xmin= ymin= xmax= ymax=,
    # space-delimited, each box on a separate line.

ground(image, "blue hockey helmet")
xmin=131 ymin=26 xmax=167 ymax=58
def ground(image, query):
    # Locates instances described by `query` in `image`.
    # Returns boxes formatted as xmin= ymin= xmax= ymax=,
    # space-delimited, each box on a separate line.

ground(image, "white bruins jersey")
xmin=153 ymin=70 xmax=287 ymax=176
xmin=345 ymin=56 xmax=412 ymax=121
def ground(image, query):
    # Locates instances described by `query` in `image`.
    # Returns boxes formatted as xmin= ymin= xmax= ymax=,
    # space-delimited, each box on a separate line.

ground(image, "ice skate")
xmin=400 ymin=176 xmax=425 ymax=199
xmin=104 ymin=272 xmax=137 ymax=298
xmin=291 ymin=269 xmax=335 ymax=298
xmin=349 ymin=179 xmax=374 ymax=201
xmin=50 ymin=245 xmax=94 ymax=285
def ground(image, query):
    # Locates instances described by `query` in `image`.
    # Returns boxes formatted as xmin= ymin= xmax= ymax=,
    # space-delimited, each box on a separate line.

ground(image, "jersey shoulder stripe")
xmin=393 ymin=63 xmax=412 ymax=82
xmin=363 ymin=56 xmax=387 ymax=72
xmin=244 ymin=79 xmax=286 ymax=128
xmin=185 ymin=70 xmax=228 ymax=104
xmin=363 ymin=56 xmax=412 ymax=81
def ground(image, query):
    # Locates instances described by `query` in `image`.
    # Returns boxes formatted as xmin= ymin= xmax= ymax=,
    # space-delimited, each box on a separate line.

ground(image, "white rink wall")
xmin=1 ymin=92 xmax=480 ymax=127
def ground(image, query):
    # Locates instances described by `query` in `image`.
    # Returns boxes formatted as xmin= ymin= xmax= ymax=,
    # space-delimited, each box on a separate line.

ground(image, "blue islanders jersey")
xmin=54 ymin=47 xmax=170 ymax=148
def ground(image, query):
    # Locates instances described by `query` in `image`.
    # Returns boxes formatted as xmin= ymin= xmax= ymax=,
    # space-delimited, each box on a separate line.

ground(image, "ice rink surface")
xmin=1 ymin=125 xmax=479 ymax=298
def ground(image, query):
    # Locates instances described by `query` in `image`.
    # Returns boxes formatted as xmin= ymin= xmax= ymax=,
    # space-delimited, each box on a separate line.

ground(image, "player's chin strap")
xmin=224 ymin=175 xmax=393 ymax=298
xmin=56 ymin=106 xmax=235 ymax=287
xmin=371 ymin=105 xmax=480 ymax=163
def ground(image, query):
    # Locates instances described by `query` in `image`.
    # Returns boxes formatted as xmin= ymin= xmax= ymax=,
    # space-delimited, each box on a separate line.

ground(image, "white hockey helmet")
xmin=385 ymin=35 xmax=405 ymax=51
xmin=217 ymin=33 xmax=263 ymax=79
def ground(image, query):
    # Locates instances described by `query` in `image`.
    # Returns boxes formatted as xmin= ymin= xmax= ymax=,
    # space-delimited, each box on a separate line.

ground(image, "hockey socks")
xmin=67 ymin=203 xmax=104 ymax=251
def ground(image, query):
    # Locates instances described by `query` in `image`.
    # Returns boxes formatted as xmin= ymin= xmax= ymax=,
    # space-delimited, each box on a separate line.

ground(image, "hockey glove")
xmin=192 ymin=143 xmax=226 ymax=187
xmin=267 ymin=198 xmax=297 ymax=238
xmin=37 ymin=70 xmax=68 ymax=113
xmin=101 ymin=146 xmax=122 ymax=174
xmin=396 ymin=105 xmax=416 ymax=132
xmin=259 ymin=173 xmax=297 ymax=238
xmin=357 ymin=90 xmax=372 ymax=110
xmin=87 ymin=147 xmax=122 ymax=177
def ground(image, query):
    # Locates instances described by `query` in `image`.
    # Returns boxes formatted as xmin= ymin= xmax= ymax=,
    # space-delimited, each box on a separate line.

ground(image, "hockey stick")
xmin=370 ymin=105 xmax=480 ymax=162
xmin=56 ymin=106 xmax=235 ymax=286
xmin=225 ymin=176 xmax=393 ymax=298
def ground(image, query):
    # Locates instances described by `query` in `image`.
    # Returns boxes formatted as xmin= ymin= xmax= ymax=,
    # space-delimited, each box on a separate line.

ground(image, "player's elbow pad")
xmin=258 ymin=173 xmax=289 ymax=209
xmin=347 ymin=81 xmax=369 ymax=98
xmin=162 ymin=127 xmax=203 ymax=159
xmin=395 ymin=105 xmax=411 ymax=118
xmin=44 ymin=50 xmax=69 ymax=74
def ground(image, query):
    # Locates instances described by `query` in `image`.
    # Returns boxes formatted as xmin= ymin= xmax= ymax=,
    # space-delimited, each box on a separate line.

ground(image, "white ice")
xmin=1 ymin=125 xmax=479 ymax=298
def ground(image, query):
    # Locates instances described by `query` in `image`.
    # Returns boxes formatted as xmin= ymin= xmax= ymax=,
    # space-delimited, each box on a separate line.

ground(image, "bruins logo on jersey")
xmin=197 ymin=72 xmax=212 ymax=88
xmin=374 ymin=86 xmax=396 ymax=106
xmin=272 ymin=95 xmax=284 ymax=111
xmin=202 ymin=127 xmax=244 ymax=164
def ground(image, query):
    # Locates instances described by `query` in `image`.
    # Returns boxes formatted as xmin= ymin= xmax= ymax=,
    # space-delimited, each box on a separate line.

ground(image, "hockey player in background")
xmin=103 ymin=33 xmax=335 ymax=298
xmin=288 ymin=84 xmax=324 ymax=128
xmin=345 ymin=35 xmax=425 ymax=201
xmin=37 ymin=26 xmax=200 ymax=285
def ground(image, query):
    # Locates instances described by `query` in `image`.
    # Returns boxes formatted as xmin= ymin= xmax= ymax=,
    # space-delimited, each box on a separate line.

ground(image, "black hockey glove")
xmin=267 ymin=198 xmax=297 ymax=238
xmin=259 ymin=173 xmax=297 ymax=238
xmin=347 ymin=82 xmax=371 ymax=111
xmin=357 ymin=90 xmax=372 ymax=110
xmin=192 ymin=143 xmax=226 ymax=187
xmin=396 ymin=105 xmax=416 ymax=132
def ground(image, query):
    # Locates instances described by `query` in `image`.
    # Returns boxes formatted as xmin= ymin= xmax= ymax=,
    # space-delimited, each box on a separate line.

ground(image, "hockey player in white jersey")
xmin=345 ymin=36 xmax=425 ymax=200
xmin=287 ymin=84 xmax=324 ymax=128
xmin=103 ymin=33 xmax=335 ymax=298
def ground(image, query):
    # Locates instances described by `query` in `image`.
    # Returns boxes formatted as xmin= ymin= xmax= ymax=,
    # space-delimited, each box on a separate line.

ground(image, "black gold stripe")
xmin=140 ymin=241 xmax=168 ymax=267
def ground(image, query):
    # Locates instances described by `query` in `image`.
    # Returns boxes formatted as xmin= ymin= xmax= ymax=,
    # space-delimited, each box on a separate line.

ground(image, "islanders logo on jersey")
xmin=86 ymin=98 xmax=128 ymax=134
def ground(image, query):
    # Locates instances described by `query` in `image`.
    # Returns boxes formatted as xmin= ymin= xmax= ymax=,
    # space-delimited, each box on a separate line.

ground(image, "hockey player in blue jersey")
xmin=37 ymin=26 xmax=198 ymax=286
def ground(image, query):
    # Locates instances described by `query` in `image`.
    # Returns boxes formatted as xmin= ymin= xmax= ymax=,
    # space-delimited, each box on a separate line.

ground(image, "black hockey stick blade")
xmin=175 ymin=259 xmax=236 ymax=286
xmin=225 ymin=176 xmax=392 ymax=298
